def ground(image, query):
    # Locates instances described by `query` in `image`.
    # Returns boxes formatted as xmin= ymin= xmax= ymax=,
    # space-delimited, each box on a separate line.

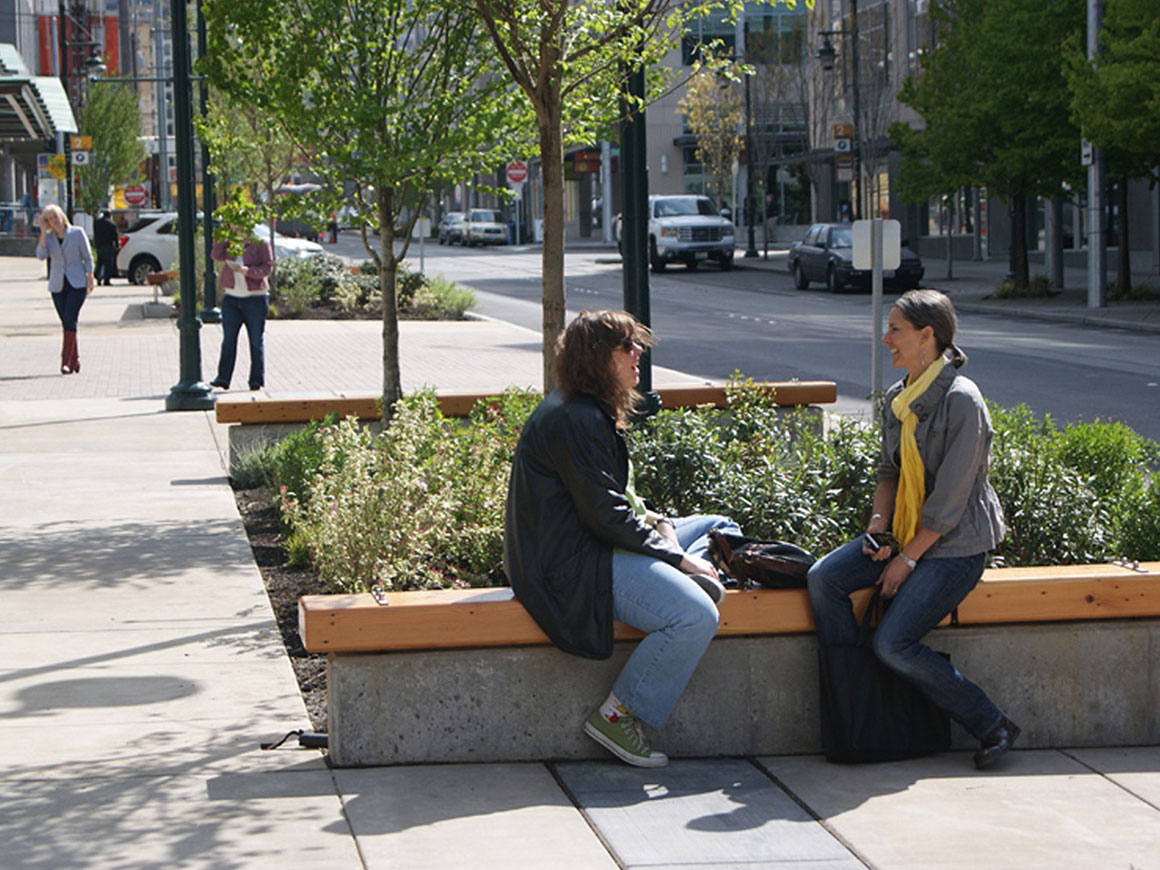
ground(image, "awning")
xmin=0 ymin=43 xmax=77 ymax=142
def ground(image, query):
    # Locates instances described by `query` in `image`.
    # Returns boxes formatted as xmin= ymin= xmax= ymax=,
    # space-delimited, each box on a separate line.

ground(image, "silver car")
xmin=462 ymin=208 xmax=507 ymax=246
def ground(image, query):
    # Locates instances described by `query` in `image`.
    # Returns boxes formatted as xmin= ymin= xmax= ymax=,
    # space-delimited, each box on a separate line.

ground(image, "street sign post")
xmin=123 ymin=184 xmax=149 ymax=207
xmin=853 ymin=218 xmax=902 ymax=405
xmin=507 ymin=161 xmax=528 ymax=244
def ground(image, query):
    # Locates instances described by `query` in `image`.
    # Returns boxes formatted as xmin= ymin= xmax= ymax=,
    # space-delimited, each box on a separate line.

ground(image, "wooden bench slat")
xmin=298 ymin=586 xmax=877 ymax=654
xmin=299 ymin=565 xmax=1160 ymax=655
xmin=958 ymin=563 xmax=1160 ymax=624
xmin=216 ymin=382 xmax=838 ymax=425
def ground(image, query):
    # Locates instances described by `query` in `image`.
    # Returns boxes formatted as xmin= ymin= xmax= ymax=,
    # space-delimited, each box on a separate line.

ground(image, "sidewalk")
xmin=2 ymin=254 xmax=1159 ymax=869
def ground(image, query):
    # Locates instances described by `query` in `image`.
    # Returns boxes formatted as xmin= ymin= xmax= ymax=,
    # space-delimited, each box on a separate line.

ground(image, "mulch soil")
xmin=233 ymin=484 xmax=328 ymax=731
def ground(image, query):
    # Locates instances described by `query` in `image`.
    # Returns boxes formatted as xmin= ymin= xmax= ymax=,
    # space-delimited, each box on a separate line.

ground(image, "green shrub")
xmin=279 ymin=390 xmax=535 ymax=592
xmin=991 ymin=274 xmax=1052 ymax=299
xmin=263 ymin=385 xmax=1160 ymax=593
xmin=628 ymin=378 xmax=879 ymax=556
xmin=407 ymin=275 xmax=476 ymax=319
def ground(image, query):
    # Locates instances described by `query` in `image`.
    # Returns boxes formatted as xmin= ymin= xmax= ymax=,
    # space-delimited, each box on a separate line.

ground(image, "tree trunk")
xmin=537 ymin=81 xmax=566 ymax=393
xmin=944 ymin=200 xmax=953 ymax=280
xmin=1117 ymin=175 xmax=1131 ymax=296
xmin=379 ymin=186 xmax=402 ymax=416
xmin=1012 ymin=195 xmax=1030 ymax=288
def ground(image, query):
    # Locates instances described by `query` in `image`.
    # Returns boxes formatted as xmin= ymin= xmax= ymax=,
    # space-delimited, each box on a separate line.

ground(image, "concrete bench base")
xmin=326 ymin=618 xmax=1160 ymax=767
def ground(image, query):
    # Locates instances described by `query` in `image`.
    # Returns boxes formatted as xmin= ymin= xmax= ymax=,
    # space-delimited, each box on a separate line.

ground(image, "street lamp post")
xmin=817 ymin=10 xmax=862 ymax=220
xmin=743 ymin=69 xmax=758 ymax=258
xmin=165 ymin=0 xmax=213 ymax=411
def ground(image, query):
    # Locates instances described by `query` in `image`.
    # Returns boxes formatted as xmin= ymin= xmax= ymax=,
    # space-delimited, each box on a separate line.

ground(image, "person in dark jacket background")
xmin=93 ymin=210 xmax=119 ymax=286
xmin=504 ymin=309 xmax=740 ymax=768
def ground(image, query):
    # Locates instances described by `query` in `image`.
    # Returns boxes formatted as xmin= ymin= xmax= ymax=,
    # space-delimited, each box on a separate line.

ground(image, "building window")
xmin=682 ymin=9 xmax=736 ymax=65
xmin=743 ymin=2 xmax=807 ymax=66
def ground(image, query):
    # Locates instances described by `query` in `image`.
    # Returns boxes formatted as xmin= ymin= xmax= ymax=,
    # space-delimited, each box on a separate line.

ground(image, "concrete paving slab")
xmin=0 ymin=768 xmax=360 ymax=869
xmin=0 ymin=520 xmax=263 ymax=599
xmin=1067 ymin=746 xmax=1160 ymax=808
xmin=0 ymin=457 xmax=234 ymax=523
xmin=758 ymin=751 xmax=1160 ymax=870
xmin=0 ymin=720 xmax=328 ymax=780
xmin=0 ymin=621 xmax=287 ymax=666
xmin=555 ymin=758 xmax=863 ymax=870
xmin=333 ymin=762 xmax=619 ymax=870
xmin=0 ymin=659 xmax=305 ymax=724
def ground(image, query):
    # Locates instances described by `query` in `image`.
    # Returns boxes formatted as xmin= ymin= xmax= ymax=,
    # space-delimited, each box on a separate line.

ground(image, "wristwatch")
xmin=897 ymin=553 xmax=917 ymax=571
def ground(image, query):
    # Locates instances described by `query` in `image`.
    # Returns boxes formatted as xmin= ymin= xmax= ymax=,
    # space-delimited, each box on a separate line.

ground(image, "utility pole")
xmin=1086 ymin=0 xmax=1107 ymax=308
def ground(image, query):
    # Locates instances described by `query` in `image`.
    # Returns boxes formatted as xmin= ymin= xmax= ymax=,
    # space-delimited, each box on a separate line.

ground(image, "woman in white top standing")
xmin=35 ymin=204 xmax=94 ymax=374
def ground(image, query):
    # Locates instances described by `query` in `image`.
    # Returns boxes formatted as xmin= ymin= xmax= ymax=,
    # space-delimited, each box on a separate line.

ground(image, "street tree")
xmin=890 ymin=0 xmax=1084 ymax=288
xmin=201 ymin=0 xmax=519 ymax=413
xmin=1064 ymin=0 xmax=1160 ymax=294
xmin=196 ymin=92 xmax=312 ymax=275
xmin=74 ymin=79 xmax=146 ymax=217
xmin=472 ymin=0 xmax=806 ymax=389
xmin=678 ymin=61 xmax=745 ymax=208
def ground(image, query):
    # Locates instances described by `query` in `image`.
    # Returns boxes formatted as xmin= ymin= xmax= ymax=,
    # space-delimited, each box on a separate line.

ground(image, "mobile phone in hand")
xmin=863 ymin=533 xmax=881 ymax=552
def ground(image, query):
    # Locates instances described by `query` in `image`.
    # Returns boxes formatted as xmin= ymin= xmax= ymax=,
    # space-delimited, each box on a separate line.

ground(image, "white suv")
xmin=117 ymin=213 xmax=324 ymax=284
xmin=645 ymin=195 xmax=734 ymax=272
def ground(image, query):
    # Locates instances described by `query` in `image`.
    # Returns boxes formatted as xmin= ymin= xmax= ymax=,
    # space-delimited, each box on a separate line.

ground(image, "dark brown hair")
xmin=554 ymin=309 xmax=656 ymax=427
xmin=894 ymin=289 xmax=968 ymax=369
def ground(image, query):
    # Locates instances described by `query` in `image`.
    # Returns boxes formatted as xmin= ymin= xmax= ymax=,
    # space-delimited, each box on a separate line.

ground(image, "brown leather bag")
xmin=708 ymin=529 xmax=816 ymax=590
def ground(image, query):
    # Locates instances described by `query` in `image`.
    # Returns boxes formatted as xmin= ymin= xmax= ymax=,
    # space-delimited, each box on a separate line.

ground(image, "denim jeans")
xmin=609 ymin=514 xmax=740 ymax=726
xmin=51 ymin=284 xmax=86 ymax=332
xmin=807 ymin=538 xmax=1003 ymax=739
xmin=216 ymin=293 xmax=268 ymax=389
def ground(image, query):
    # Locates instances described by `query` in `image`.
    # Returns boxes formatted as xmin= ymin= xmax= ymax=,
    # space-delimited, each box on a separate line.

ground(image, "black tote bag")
xmin=818 ymin=590 xmax=951 ymax=763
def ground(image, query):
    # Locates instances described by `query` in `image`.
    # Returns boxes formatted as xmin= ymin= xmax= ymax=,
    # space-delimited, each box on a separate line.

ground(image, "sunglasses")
xmin=619 ymin=339 xmax=644 ymax=354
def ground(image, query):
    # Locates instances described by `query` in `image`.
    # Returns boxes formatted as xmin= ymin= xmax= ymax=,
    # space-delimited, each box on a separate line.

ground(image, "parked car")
xmin=438 ymin=211 xmax=465 ymax=245
xmin=787 ymin=222 xmax=924 ymax=293
xmin=117 ymin=212 xmax=179 ymax=285
xmin=616 ymin=195 xmax=735 ymax=272
xmin=462 ymin=208 xmax=507 ymax=246
xmin=117 ymin=213 xmax=323 ymax=284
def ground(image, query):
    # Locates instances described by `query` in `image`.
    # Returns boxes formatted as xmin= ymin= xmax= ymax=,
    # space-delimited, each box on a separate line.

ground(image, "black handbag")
xmin=707 ymin=529 xmax=815 ymax=589
xmin=817 ymin=590 xmax=952 ymax=763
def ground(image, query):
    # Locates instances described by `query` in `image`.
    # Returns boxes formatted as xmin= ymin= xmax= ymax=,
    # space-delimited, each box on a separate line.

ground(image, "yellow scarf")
xmin=890 ymin=354 xmax=946 ymax=547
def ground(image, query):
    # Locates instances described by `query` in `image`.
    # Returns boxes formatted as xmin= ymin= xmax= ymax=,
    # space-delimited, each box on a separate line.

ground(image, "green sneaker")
xmin=583 ymin=707 xmax=668 ymax=768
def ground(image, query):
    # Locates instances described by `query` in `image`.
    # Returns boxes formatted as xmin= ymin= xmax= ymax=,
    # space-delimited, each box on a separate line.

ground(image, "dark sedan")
xmin=438 ymin=212 xmax=465 ymax=245
xmin=788 ymin=223 xmax=924 ymax=293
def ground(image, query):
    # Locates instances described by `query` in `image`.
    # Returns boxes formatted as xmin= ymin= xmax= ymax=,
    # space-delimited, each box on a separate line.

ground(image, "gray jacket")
xmin=878 ymin=364 xmax=1005 ymax=558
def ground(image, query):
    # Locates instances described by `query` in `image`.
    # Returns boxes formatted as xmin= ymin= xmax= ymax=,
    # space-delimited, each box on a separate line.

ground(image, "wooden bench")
xmin=304 ymin=562 xmax=1160 ymax=766
xmin=215 ymin=381 xmax=839 ymax=425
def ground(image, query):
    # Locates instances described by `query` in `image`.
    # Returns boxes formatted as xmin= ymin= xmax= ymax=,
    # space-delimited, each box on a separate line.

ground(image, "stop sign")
xmin=506 ymin=161 xmax=528 ymax=185
xmin=124 ymin=184 xmax=148 ymax=207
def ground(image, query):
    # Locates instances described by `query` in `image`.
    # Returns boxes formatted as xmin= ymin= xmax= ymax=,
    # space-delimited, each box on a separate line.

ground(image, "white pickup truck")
xmin=617 ymin=195 xmax=735 ymax=272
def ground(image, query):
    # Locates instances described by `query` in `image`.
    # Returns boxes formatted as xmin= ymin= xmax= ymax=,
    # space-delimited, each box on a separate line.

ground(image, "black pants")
xmin=51 ymin=283 xmax=87 ymax=331
xmin=96 ymin=246 xmax=118 ymax=284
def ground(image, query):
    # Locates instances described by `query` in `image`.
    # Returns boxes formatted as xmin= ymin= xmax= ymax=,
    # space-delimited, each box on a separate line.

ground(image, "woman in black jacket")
xmin=504 ymin=310 xmax=739 ymax=767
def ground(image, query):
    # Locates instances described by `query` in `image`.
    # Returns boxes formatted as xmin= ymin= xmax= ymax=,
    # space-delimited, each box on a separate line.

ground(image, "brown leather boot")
xmin=60 ymin=331 xmax=72 ymax=374
xmin=64 ymin=331 xmax=79 ymax=374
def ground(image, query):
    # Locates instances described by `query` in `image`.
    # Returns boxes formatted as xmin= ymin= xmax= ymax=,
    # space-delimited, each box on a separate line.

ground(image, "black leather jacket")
xmin=503 ymin=389 xmax=684 ymax=659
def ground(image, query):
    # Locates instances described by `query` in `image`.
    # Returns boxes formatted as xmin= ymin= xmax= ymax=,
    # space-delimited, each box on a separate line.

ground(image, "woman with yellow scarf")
xmin=808 ymin=290 xmax=1016 ymax=769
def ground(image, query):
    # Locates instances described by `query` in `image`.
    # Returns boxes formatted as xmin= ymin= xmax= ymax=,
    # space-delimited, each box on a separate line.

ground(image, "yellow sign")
xmin=48 ymin=153 xmax=67 ymax=182
xmin=71 ymin=135 xmax=92 ymax=151
xmin=833 ymin=124 xmax=853 ymax=139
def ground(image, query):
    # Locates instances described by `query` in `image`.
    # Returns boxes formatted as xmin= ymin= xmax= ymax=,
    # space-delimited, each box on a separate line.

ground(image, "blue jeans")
xmin=807 ymin=538 xmax=1003 ymax=739
xmin=216 ymin=293 xmax=268 ymax=389
xmin=51 ymin=284 xmax=86 ymax=332
xmin=609 ymin=514 xmax=740 ymax=726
